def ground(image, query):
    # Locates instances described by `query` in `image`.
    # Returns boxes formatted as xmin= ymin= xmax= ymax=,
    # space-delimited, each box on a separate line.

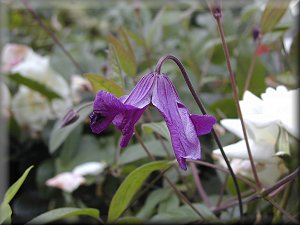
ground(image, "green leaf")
xmin=0 ymin=203 xmax=12 ymax=225
xmin=25 ymin=207 xmax=100 ymax=224
xmin=84 ymin=74 xmax=125 ymax=97
xmin=150 ymin=203 xmax=218 ymax=223
xmin=8 ymin=73 xmax=61 ymax=101
xmin=107 ymin=34 xmax=137 ymax=76
xmin=116 ymin=217 xmax=144 ymax=224
xmin=260 ymin=0 xmax=290 ymax=33
xmin=119 ymin=140 xmax=172 ymax=165
xmin=0 ymin=166 xmax=33 ymax=224
xmin=118 ymin=28 xmax=136 ymax=63
xmin=107 ymin=44 xmax=123 ymax=79
xmin=49 ymin=102 xmax=93 ymax=153
xmin=142 ymin=121 xmax=170 ymax=141
xmin=136 ymin=188 xmax=172 ymax=219
xmin=157 ymin=193 xmax=180 ymax=214
xmin=108 ymin=161 xmax=172 ymax=223
xmin=2 ymin=166 xmax=34 ymax=204
xmin=125 ymin=29 xmax=146 ymax=47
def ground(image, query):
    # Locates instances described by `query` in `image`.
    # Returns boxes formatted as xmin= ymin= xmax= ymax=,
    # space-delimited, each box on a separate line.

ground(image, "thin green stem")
xmin=213 ymin=11 xmax=262 ymax=190
xmin=155 ymin=55 xmax=244 ymax=221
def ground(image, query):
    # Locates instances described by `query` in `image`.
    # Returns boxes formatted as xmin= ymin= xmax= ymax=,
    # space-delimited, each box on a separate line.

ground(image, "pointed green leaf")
xmin=108 ymin=161 xmax=172 ymax=223
xmin=8 ymin=73 xmax=62 ymax=101
xmin=84 ymin=74 xmax=125 ymax=97
xmin=2 ymin=166 xmax=34 ymax=204
xmin=118 ymin=28 xmax=136 ymax=63
xmin=0 ymin=166 xmax=33 ymax=224
xmin=49 ymin=102 xmax=93 ymax=153
xmin=25 ymin=207 xmax=100 ymax=224
xmin=260 ymin=0 xmax=290 ymax=33
xmin=125 ymin=29 xmax=146 ymax=47
xmin=107 ymin=34 xmax=136 ymax=76
xmin=107 ymin=43 xmax=123 ymax=79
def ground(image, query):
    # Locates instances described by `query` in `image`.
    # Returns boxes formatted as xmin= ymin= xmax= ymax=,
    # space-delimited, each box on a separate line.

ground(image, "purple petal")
xmin=91 ymin=73 xmax=155 ymax=147
xmin=190 ymin=114 xmax=216 ymax=136
xmin=113 ymin=105 xmax=146 ymax=147
xmin=90 ymin=91 xmax=124 ymax=134
xmin=152 ymin=75 xmax=201 ymax=170
xmin=122 ymin=73 xmax=155 ymax=108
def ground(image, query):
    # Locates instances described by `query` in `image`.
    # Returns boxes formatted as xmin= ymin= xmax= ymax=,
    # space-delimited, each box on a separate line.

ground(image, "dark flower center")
xmin=89 ymin=111 xmax=105 ymax=125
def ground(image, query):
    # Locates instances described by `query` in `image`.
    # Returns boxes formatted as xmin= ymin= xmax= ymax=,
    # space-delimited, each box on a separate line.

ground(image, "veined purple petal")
xmin=190 ymin=114 xmax=216 ymax=136
xmin=122 ymin=73 xmax=155 ymax=108
xmin=152 ymin=74 xmax=203 ymax=170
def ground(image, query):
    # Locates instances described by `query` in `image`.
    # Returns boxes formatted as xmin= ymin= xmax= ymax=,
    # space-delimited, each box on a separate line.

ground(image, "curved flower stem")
xmin=190 ymin=162 xmax=212 ymax=207
xmin=155 ymin=54 xmax=244 ymax=221
xmin=21 ymin=0 xmax=84 ymax=74
xmin=212 ymin=8 xmax=262 ymax=190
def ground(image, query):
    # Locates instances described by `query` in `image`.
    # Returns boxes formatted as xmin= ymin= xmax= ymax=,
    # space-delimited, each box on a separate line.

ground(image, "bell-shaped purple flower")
xmin=90 ymin=72 xmax=216 ymax=170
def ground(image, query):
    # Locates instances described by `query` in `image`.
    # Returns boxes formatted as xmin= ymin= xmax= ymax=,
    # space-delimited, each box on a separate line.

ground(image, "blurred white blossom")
xmin=0 ymin=81 xmax=11 ymax=118
xmin=70 ymin=75 xmax=92 ymax=103
xmin=46 ymin=161 xmax=106 ymax=193
xmin=73 ymin=161 xmax=107 ymax=176
xmin=213 ymin=86 xmax=298 ymax=187
xmin=46 ymin=172 xmax=85 ymax=193
xmin=1 ymin=43 xmax=72 ymax=134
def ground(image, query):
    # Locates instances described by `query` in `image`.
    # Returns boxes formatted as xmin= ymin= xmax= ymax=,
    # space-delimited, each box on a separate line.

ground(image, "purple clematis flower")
xmin=90 ymin=72 xmax=216 ymax=170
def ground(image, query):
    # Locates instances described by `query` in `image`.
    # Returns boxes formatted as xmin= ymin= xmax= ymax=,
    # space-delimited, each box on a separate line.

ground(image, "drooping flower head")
xmin=90 ymin=67 xmax=216 ymax=170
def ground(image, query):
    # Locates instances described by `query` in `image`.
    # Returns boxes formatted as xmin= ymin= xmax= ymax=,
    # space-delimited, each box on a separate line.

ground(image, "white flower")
xmin=0 ymin=81 xmax=11 ymax=118
xmin=240 ymin=86 xmax=299 ymax=139
xmin=1 ymin=44 xmax=29 ymax=72
xmin=70 ymin=75 xmax=92 ymax=103
xmin=212 ymin=86 xmax=297 ymax=187
xmin=46 ymin=172 xmax=86 ymax=193
xmin=45 ymin=162 xmax=106 ymax=192
xmin=2 ymin=43 xmax=73 ymax=133
xmin=73 ymin=161 xmax=107 ymax=176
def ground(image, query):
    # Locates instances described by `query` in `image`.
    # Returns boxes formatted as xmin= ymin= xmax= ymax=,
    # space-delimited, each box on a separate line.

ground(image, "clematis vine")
xmin=90 ymin=57 xmax=216 ymax=170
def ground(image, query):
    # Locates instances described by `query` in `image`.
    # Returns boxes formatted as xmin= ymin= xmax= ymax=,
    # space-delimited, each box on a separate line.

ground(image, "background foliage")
xmin=0 ymin=0 xmax=298 ymax=224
